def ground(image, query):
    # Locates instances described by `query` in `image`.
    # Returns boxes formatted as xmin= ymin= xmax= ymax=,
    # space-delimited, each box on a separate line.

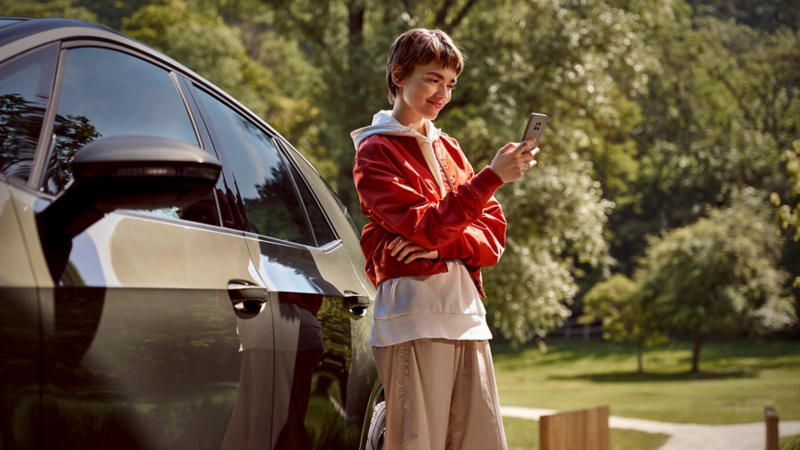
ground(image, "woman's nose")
xmin=437 ymin=85 xmax=449 ymax=101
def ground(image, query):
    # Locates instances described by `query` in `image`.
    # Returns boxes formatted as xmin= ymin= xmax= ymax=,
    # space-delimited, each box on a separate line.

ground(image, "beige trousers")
xmin=372 ymin=339 xmax=508 ymax=450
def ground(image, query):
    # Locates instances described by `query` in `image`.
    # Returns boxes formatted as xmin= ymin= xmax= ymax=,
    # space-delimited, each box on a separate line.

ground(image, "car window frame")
xmin=28 ymin=39 xmax=228 ymax=230
xmin=185 ymin=81 xmax=340 ymax=251
xmin=0 ymin=41 xmax=61 ymax=189
xmin=273 ymin=137 xmax=340 ymax=245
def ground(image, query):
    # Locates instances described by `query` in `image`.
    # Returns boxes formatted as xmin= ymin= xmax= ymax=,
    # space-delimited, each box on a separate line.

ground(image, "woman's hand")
xmin=388 ymin=236 xmax=439 ymax=264
xmin=489 ymin=138 xmax=539 ymax=183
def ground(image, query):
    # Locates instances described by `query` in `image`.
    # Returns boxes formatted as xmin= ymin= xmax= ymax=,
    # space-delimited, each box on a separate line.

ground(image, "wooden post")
xmin=583 ymin=323 xmax=590 ymax=341
xmin=540 ymin=406 xmax=609 ymax=450
xmin=765 ymin=406 xmax=779 ymax=450
xmin=565 ymin=325 xmax=571 ymax=341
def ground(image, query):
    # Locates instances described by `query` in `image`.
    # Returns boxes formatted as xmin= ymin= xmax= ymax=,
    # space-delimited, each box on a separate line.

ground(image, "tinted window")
xmin=43 ymin=47 xmax=218 ymax=227
xmin=284 ymin=154 xmax=338 ymax=245
xmin=194 ymin=87 xmax=316 ymax=245
xmin=322 ymin=175 xmax=361 ymax=238
xmin=43 ymin=47 xmax=198 ymax=194
xmin=0 ymin=43 xmax=58 ymax=181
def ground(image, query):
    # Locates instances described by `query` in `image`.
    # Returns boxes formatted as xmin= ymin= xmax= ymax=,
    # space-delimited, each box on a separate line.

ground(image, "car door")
xmin=188 ymin=83 xmax=374 ymax=449
xmin=277 ymin=139 xmax=381 ymax=449
xmin=0 ymin=177 xmax=41 ymax=450
xmin=8 ymin=43 xmax=270 ymax=450
xmin=0 ymin=40 xmax=60 ymax=450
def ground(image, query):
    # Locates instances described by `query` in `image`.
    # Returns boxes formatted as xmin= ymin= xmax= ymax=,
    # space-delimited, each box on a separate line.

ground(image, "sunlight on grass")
xmin=502 ymin=417 xmax=669 ymax=450
xmin=492 ymin=340 xmax=800 ymax=424
xmin=781 ymin=434 xmax=800 ymax=450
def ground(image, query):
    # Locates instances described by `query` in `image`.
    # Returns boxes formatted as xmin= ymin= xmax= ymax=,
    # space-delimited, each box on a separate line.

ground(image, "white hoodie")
xmin=351 ymin=111 xmax=492 ymax=347
xmin=351 ymin=110 xmax=447 ymax=198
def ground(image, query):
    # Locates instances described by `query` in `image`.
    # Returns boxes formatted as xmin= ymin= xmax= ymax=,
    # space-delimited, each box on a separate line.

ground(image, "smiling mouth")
xmin=428 ymin=100 xmax=444 ymax=109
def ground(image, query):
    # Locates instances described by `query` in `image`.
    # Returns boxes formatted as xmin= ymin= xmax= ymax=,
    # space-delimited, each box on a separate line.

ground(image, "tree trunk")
xmin=691 ymin=334 xmax=704 ymax=373
xmin=636 ymin=342 xmax=643 ymax=374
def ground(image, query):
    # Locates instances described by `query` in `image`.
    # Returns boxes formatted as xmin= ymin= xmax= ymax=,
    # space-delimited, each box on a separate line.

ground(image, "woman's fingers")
xmin=520 ymin=147 xmax=540 ymax=172
xmin=500 ymin=142 xmax=517 ymax=154
xmin=397 ymin=244 xmax=423 ymax=261
xmin=388 ymin=235 xmax=402 ymax=251
xmin=521 ymin=148 xmax=540 ymax=163
xmin=523 ymin=160 xmax=538 ymax=172
xmin=389 ymin=236 xmax=409 ymax=255
xmin=405 ymin=251 xmax=422 ymax=263
xmin=521 ymin=138 xmax=537 ymax=153
xmin=404 ymin=249 xmax=438 ymax=263
xmin=389 ymin=237 xmax=429 ymax=261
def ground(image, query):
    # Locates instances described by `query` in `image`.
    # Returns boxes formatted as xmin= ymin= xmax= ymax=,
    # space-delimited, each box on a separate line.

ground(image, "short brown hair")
xmin=386 ymin=28 xmax=464 ymax=104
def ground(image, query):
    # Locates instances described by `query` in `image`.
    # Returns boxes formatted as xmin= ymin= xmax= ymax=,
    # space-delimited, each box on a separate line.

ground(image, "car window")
xmin=0 ymin=43 xmax=58 ymax=181
xmin=193 ymin=86 xmax=316 ymax=246
xmin=321 ymin=175 xmax=361 ymax=238
xmin=42 ymin=47 xmax=219 ymax=226
xmin=282 ymin=151 xmax=338 ymax=245
xmin=285 ymin=143 xmax=361 ymax=239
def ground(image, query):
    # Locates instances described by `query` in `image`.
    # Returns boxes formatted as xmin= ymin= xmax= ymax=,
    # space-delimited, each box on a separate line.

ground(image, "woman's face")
xmin=394 ymin=62 xmax=458 ymax=121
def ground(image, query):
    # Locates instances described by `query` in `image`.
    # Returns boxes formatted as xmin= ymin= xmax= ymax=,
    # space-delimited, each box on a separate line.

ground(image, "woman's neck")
xmin=391 ymin=102 xmax=427 ymax=135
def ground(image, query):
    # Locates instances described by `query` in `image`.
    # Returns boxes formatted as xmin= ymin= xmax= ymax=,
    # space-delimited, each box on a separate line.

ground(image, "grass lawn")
xmin=491 ymin=339 xmax=800 ymax=425
xmin=782 ymin=434 xmax=800 ymax=450
xmin=503 ymin=417 xmax=670 ymax=450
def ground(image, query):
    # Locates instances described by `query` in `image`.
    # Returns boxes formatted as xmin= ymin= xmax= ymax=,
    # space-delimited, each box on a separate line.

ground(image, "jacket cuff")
xmin=468 ymin=166 xmax=504 ymax=201
xmin=439 ymin=235 xmax=472 ymax=260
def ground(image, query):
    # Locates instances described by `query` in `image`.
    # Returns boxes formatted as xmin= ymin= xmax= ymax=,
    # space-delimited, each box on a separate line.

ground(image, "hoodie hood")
xmin=351 ymin=110 xmax=446 ymax=197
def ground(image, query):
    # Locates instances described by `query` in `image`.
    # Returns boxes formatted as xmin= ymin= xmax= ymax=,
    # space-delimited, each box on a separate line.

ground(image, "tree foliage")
xmin=10 ymin=0 xmax=800 ymax=345
xmin=636 ymin=192 xmax=796 ymax=372
xmin=610 ymin=10 xmax=800 ymax=272
xmin=0 ymin=0 xmax=97 ymax=21
xmin=119 ymin=0 xmax=315 ymax=138
xmin=773 ymin=140 xmax=800 ymax=289
xmin=582 ymin=274 xmax=666 ymax=373
xmin=773 ymin=141 xmax=800 ymax=242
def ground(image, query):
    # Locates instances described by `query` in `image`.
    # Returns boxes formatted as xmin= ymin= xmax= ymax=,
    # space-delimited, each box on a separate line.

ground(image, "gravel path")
xmin=500 ymin=406 xmax=800 ymax=450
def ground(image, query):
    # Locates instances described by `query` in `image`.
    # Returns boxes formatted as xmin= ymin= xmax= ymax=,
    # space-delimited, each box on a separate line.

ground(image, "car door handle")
xmin=228 ymin=281 xmax=270 ymax=319
xmin=344 ymin=290 xmax=370 ymax=317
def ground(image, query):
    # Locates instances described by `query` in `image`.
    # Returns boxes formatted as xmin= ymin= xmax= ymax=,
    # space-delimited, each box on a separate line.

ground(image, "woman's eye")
xmin=448 ymin=85 xmax=456 ymax=90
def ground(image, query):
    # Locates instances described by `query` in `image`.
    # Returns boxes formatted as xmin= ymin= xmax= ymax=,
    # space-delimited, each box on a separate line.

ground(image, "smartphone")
xmin=521 ymin=113 xmax=548 ymax=147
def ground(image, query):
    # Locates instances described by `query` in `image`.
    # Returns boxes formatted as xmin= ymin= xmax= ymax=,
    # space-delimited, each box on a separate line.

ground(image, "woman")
xmin=351 ymin=28 xmax=539 ymax=450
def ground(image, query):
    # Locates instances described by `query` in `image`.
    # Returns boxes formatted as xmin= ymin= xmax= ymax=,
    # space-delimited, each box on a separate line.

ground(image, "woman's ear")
xmin=391 ymin=64 xmax=405 ymax=87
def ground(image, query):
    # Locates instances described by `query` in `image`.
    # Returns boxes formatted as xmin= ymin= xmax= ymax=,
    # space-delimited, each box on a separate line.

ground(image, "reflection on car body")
xmin=0 ymin=17 xmax=382 ymax=450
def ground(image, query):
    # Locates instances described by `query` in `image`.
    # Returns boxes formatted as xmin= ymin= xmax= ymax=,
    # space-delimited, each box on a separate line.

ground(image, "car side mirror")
xmin=37 ymin=136 xmax=222 ymax=281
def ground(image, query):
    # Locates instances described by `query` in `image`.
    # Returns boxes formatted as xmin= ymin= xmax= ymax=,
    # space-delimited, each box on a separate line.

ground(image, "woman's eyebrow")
xmin=425 ymin=71 xmax=457 ymax=84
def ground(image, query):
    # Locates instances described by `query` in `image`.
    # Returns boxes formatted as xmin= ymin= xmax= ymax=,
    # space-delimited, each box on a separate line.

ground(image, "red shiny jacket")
xmin=352 ymin=133 xmax=507 ymax=298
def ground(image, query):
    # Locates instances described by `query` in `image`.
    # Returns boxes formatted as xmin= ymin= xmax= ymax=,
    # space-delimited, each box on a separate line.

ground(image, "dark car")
xmin=0 ymin=17 xmax=386 ymax=449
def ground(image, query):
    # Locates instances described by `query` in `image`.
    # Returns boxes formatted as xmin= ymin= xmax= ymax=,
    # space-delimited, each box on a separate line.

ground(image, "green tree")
xmin=250 ymin=0 xmax=669 ymax=343
xmin=773 ymin=139 xmax=800 ymax=288
xmin=0 ymin=0 xmax=96 ymax=21
xmin=120 ymin=0 xmax=315 ymax=140
xmin=637 ymin=192 xmax=796 ymax=372
xmin=610 ymin=9 xmax=800 ymax=275
xmin=581 ymin=274 xmax=666 ymax=373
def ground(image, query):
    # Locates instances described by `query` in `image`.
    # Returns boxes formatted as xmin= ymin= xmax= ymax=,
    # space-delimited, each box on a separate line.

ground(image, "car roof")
xmin=0 ymin=18 xmax=25 ymax=30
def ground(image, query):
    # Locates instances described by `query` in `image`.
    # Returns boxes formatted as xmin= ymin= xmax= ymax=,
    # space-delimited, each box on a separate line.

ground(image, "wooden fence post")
xmin=540 ymin=406 xmax=609 ymax=450
xmin=765 ymin=406 xmax=779 ymax=450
